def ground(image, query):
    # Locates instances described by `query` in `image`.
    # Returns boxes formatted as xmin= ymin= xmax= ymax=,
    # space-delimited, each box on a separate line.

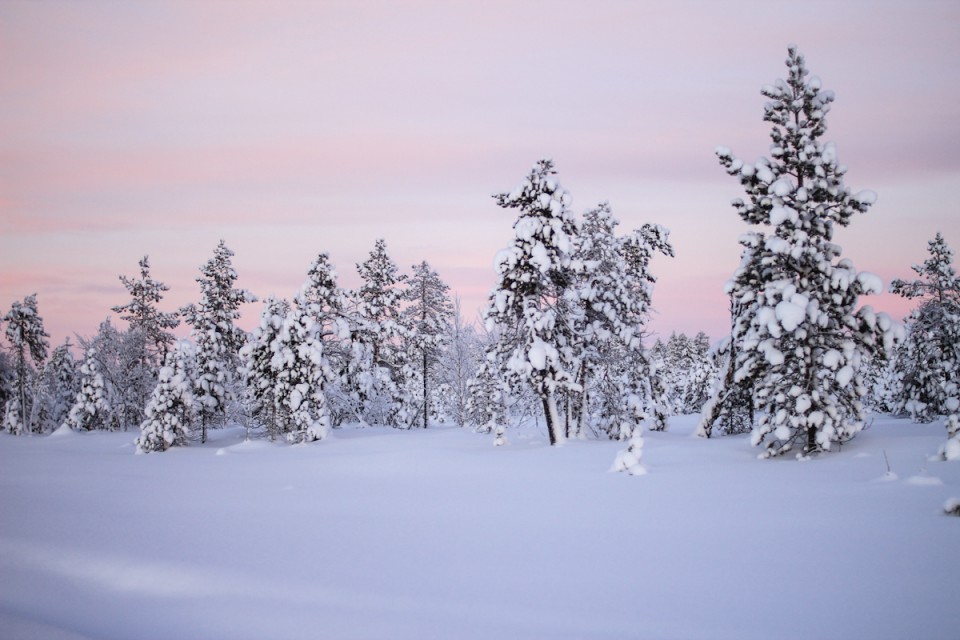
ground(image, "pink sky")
xmin=2 ymin=0 xmax=958 ymax=348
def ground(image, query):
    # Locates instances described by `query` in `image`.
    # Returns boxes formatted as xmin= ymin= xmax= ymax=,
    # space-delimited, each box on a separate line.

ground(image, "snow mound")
xmin=944 ymin=497 xmax=960 ymax=516
xmin=906 ymin=475 xmax=943 ymax=486
xmin=47 ymin=424 xmax=75 ymax=439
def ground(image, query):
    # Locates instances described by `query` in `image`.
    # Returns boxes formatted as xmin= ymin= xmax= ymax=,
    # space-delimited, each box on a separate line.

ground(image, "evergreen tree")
xmin=272 ymin=264 xmax=342 ymax=443
xmin=352 ymin=239 xmax=409 ymax=427
xmin=402 ymin=261 xmax=454 ymax=428
xmin=684 ymin=332 xmax=716 ymax=413
xmin=3 ymin=294 xmax=49 ymax=434
xmin=112 ymin=255 xmax=180 ymax=361
xmin=181 ymin=240 xmax=257 ymax=442
xmin=698 ymin=238 xmax=768 ymax=437
xmin=241 ymin=295 xmax=290 ymax=439
xmin=610 ymin=422 xmax=648 ymax=476
xmin=663 ymin=332 xmax=695 ymax=413
xmin=34 ymin=340 xmax=79 ymax=433
xmin=64 ymin=347 xmax=110 ymax=432
xmin=891 ymin=233 xmax=960 ymax=458
xmin=466 ymin=356 xmax=506 ymax=436
xmin=136 ymin=340 xmax=196 ymax=453
xmin=710 ymin=46 xmax=900 ymax=457
xmin=241 ymin=255 xmax=347 ymax=442
xmin=485 ymin=159 xmax=581 ymax=446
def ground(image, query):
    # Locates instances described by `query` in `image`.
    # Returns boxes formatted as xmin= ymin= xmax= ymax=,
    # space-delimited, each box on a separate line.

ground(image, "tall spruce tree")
xmin=181 ymin=240 xmax=257 ymax=442
xmin=112 ymin=256 xmax=180 ymax=361
xmin=698 ymin=236 xmax=768 ymax=437
xmin=710 ymin=46 xmax=900 ymax=457
xmin=891 ymin=233 xmax=960 ymax=458
xmin=402 ymin=261 xmax=454 ymax=428
xmin=3 ymin=294 xmax=49 ymax=434
xmin=273 ymin=255 xmax=347 ymax=443
xmin=353 ymin=239 xmax=409 ymax=427
xmin=241 ymin=296 xmax=290 ymax=439
xmin=35 ymin=340 xmax=79 ymax=433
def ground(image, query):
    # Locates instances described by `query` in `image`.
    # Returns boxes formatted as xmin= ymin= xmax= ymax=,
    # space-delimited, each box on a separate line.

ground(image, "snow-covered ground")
xmin=0 ymin=416 xmax=956 ymax=640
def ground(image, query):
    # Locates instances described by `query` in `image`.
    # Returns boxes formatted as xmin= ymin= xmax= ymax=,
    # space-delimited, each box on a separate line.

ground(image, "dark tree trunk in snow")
xmin=542 ymin=396 xmax=558 ymax=446
xmin=422 ymin=353 xmax=428 ymax=428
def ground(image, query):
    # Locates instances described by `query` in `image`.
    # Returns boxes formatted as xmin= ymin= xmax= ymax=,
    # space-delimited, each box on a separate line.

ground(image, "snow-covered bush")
xmin=610 ymin=423 xmax=647 ymax=476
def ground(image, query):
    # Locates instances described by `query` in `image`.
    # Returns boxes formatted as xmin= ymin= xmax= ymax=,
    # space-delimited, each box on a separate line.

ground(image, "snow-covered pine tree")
xmin=466 ymin=356 xmax=507 ymax=436
xmin=485 ymin=159 xmax=581 ymax=446
xmin=270 ymin=260 xmax=342 ymax=444
xmin=890 ymin=233 xmax=960 ymax=458
xmin=34 ymin=340 xmax=79 ymax=433
xmin=352 ymin=239 xmax=410 ymax=427
xmin=683 ymin=331 xmax=717 ymax=413
xmin=112 ymin=255 xmax=180 ymax=361
xmin=861 ymin=349 xmax=903 ymax=414
xmin=402 ymin=261 xmax=454 ymax=428
xmin=664 ymin=332 xmax=697 ymax=414
xmin=610 ymin=421 xmax=648 ymax=476
xmin=697 ymin=236 xmax=768 ymax=437
xmin=241 ymin=295 xmax=290 ymax=440
xmin=181 ymin=240 xmax=257 ymax=442
xmin=64 ymin=347 xmax=111 ymax=432
xmin=136 ymin=340 xmax=196 ymax=453
xmin=3 ymin=294 xmax=49 ymax=434
xmin=712 ymin=46 xmax=900 ymax=457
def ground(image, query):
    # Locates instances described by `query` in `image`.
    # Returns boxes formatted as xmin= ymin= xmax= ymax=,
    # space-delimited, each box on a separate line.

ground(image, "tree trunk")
xmin=422 ymin=352 xmax=428 ymax=428
xmin=17 ymin=347 xmax=27 ymax=434
xmin=542 ymin=394 xmax=563 ymax=446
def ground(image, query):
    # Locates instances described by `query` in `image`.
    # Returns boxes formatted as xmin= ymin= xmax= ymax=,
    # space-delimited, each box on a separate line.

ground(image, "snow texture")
xmin=0 ymin=415 xmax=956 ymax=640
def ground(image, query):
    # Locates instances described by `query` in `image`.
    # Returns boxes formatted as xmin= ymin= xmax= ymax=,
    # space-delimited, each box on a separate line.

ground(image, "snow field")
xmin=0 ymin=415 xmax=957 ymax=639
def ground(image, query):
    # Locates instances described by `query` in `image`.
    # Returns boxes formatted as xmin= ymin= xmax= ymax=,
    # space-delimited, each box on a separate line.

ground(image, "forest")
xmin=1 ymin=47 xmax=958 ymax=472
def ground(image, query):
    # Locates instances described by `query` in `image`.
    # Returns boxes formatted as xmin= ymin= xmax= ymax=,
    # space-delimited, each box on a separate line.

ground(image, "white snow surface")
xmin=0 ymin=416 xmax=957 ymax=640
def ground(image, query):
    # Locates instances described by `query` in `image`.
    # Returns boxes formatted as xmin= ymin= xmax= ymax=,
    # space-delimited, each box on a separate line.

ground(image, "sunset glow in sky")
xmin=2 ymin=0 xmax=959 ymax=347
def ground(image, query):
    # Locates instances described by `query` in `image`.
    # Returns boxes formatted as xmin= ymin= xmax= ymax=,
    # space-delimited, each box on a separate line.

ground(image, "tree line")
xmin=1 ymin=46 xmax=957 ymax=462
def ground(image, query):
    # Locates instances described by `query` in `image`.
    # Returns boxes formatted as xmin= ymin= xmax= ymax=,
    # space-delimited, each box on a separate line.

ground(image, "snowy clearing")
xmin=0 ymin=415 xmax=957 ymax=640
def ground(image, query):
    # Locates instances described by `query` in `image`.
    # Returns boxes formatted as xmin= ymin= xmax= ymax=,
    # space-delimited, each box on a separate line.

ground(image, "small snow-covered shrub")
xmin=611 ymin=423 xmax=647 ymax=476
xmin=944 ymin=497 xmax=960 ymax=517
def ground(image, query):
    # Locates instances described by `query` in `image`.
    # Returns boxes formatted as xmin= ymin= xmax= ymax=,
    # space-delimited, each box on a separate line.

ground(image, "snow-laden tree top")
xmin=715 ymin=45 xmax=877 ymax=243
